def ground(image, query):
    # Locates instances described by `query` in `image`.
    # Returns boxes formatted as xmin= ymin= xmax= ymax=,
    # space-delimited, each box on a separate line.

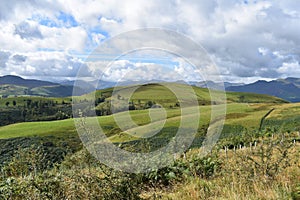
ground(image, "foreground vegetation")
xmin=0 ymin=131 xmax=299 ymax=199
xmin=0 ymin=106 xmax=299 ymax=199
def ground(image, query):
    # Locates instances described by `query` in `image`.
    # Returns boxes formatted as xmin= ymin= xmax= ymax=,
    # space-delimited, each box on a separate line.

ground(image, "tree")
xmin=5 ymin=101 xmax=9 ymax=107
xmin=129 ymin=101 xmax=136 ymax=110
xmin=144 ymin=101 xmax=154 ymax=109
xmin=13 ymin=100 xmax=17 ymax=106
xmin=239 ymin=95 xmax=245 ymax=102
xmin=26 ymin=99 xmax=32 ymax=108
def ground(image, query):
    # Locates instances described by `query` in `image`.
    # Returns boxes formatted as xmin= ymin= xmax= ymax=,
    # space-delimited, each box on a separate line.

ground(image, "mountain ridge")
xmin=1 ymin=75 xmax=300 ymax=101
xmin=0 ymin=75 xmax=58 ymax=88
xmin=0 ymin=75 xmax=85 ymax=97
xmin=227 ymin=77 xmax=300 ymax=102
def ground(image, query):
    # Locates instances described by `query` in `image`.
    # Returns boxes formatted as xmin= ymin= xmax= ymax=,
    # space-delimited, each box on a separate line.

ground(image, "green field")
xmin=1 ymin=102 xmax=300 ymax=141
xmin=0 ymin=83 xmax=299 ymax=162
xmin=0 ymin=82 xmax=296 ymax=146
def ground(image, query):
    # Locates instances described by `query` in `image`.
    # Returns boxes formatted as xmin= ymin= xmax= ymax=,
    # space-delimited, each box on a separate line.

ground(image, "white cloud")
xmin=277 ymin=62 xmax=300 ymax=77
xmin=25 ymin=65 xmax=36 ymax=73
xmin=1 ymin=51 xmax=90 ymax=81
xmin=39 ymin=25 xmax=88 ymax=52
xmin=86 ymin=59 xmax=194 ymax=82
xmin=0 ymin=0 xmax=300 ymax=82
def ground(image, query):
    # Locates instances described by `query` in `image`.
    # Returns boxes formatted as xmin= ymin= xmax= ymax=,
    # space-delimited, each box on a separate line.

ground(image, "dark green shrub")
xmin=139 ymin=153 xmax=220 ymax=187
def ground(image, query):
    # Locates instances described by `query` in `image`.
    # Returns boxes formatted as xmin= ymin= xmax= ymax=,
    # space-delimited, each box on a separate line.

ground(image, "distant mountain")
xmin=64 ymin=79 xmax=245 ymax=91
xmin=61 ymin=80 xmax=96 ymax=94
xmin=0 ymin=75 xmax=86 ymax=97
xmin=189 ymin=81 xmax=244 ymax=90
xmin=227 ymin=77 xmax=300 ymax=102
xmin=30 ymin=85 xmax=86 ymax=97
xmin=3 ymin=75 xmax=300 ymax=102
xmin=0 ymin=75 xmax=57 ymax=88
xmin=62 ymin=79 xmax=121 ymax=90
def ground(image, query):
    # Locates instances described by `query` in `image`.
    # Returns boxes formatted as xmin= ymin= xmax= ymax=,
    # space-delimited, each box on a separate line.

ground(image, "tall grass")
xmin=0 ymin=132 xmax=299 ymax=199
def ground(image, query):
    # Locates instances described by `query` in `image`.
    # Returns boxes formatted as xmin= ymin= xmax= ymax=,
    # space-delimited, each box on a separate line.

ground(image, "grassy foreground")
xmin=0 ymin=132 xmax=299 ymax=199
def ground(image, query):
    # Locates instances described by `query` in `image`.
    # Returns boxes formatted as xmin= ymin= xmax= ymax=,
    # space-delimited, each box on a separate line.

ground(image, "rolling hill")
xmin=90 ymin=82 xmax=287 ymax=105
xmin=1 ymin=102 xmax=300 ymax=141
xmin=0 ymin=82 xmax=290 ymax=140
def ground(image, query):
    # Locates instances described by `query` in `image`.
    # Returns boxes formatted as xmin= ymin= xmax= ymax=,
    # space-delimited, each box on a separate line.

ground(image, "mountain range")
xmin=226 ymin=78 xmax=300 ymax=102
xmin=1 ymin=75 xmax=300 ymax=102
xmin=0 ymin=75 xmax=85 ymax=97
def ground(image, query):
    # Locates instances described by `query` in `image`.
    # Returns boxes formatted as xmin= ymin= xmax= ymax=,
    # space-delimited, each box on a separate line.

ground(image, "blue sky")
xmin=0 ymin=0 xmax=299 ymax=83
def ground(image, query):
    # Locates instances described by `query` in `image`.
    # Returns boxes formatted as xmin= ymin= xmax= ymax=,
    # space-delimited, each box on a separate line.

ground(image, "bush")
xmin=235 ymin=134 xmax=295 ymax=179
xmin=139 ymin=153 xmax=220 ymax=187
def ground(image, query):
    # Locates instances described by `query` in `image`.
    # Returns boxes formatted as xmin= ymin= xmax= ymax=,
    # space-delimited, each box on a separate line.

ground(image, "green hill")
xmin=0 ymin=82 xmax=291 ymax=143
xmin=83 ymin=83 xmax=287 ymax=111
xmin=0 ymin=84 xmax=85 ymax=98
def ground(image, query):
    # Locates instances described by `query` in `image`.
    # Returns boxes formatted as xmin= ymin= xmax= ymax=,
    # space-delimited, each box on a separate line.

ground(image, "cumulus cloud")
xmin=1 ymin=51 xmax=91 ymax=81
xmin=0 ymin=0 xmax=299 ymax=83
xmin=277 ymin=62 xmax=300 ymax=78
xmin=87 ymin=59 xmax=187 ymax=82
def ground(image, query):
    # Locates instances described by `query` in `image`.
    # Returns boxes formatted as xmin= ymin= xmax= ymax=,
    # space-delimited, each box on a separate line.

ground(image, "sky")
xmin=0 ymin=0 xmax=299 ymax=83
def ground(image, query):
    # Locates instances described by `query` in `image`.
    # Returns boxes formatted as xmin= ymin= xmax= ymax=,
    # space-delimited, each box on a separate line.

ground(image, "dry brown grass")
xmin=147 ymin=140 xmax=300 ymax=200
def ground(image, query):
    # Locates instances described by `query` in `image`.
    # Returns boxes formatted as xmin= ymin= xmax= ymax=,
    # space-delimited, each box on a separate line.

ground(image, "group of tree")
xmin=0 ymin=99 xmax=72 ymax=126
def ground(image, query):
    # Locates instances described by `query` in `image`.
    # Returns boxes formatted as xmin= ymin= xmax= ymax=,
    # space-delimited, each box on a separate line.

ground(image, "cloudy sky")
xmin=0 ymin=0 xmax=299 ymax=83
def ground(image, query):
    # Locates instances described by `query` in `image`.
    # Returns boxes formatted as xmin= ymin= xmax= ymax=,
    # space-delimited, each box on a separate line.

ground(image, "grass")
xmin=0 ymin=83 xmax=298 ymax=148
xmin=80 ymin=83 xmax=287 ymax=106
xmin=143 ymin=137 xmax=300 ymax=200
xmin=0 ymin=133 xmax=298 ymax=199
xmin=0 ymin=84 xmax=27 ymax=96
xmin=1 ymin=102 xmax=299 ymax=142
xmin=0 ymin=119 xmax=76 ymax=139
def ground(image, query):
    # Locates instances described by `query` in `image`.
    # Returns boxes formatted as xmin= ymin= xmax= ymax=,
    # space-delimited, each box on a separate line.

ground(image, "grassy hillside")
xmin=75 ymin=83 xmax=287 ymax=118
xmin=0 ymin=119 xmax=76 ymax=139
xmin=0 ymin=82 xmax=293 ymax=141
xmin=1 ymin=102 xmax=300 ymax=140
xmin=90 ymin=83 xmax=287 ymax=105
xmin=0 ymin=84 xmax=84 ymax=98
xmin=0 ymin=84 xmax=28 ymax=96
